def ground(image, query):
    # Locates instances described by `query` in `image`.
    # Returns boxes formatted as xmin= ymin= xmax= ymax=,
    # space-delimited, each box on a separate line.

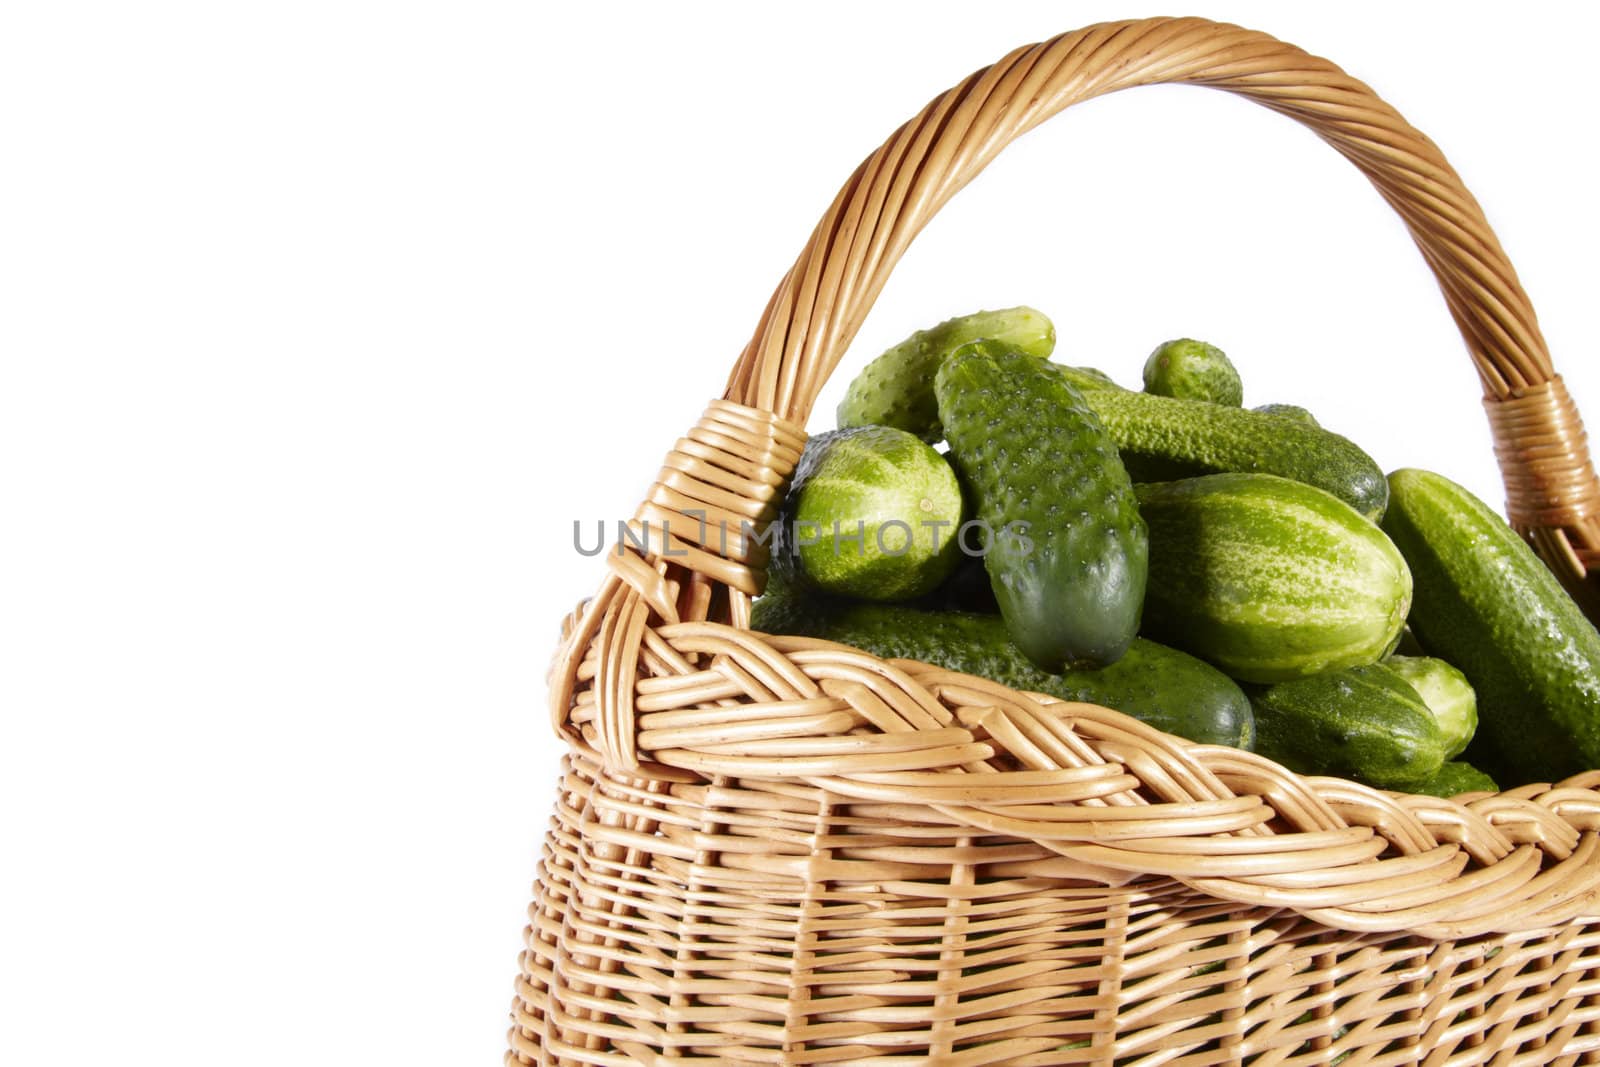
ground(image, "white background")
xmin=4 ymin=2 xmax=1597 ymax=1063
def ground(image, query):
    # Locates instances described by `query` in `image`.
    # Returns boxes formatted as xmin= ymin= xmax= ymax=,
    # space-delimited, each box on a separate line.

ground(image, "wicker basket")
xmin=510 ymin=18 xmax=1600 ymax=1066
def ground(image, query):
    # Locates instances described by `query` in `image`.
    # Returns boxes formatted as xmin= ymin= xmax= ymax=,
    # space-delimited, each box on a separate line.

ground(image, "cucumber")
xmin=1143 ymin=339 xmax=1243 ymax=407
xmin=1382 ymin=468 xmax=1600 ymax=785
xmin=1383 ymin=655 xmax=1477 ymax=759
xmin=771 ymin=426 xmax=964 ymax=601
xmin=937 ymin=341 xmax=1147 ymax=671
xmin=750 ymin=594 xmax=1253 ymax=749
xmin=1062 ymin=365 xmax=1122 ymax=390
xmin=1051 ymin=366 xmax=1387 ymax=520
xmin=836 ymin=306 xmax=1054 ymax=442
xmin=1249 ymin=663 xmax=1446 ymax=788
xmin=1409 ymin=760 xmax=1499 ymax=798
xmin=1136 ymin=473 xmax=1412 ymax=683
xmin=1252 ymin=402 xmax=1319 ymax=427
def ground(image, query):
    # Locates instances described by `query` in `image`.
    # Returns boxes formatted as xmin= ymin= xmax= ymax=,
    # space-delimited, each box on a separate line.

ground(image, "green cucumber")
xmin=937 ymin=341 xmax=1147 ymax=671
xmin=1136 ymin=473 xmax=1412 ymax=683
xmin=1249 ymin=663 xmax=1446 ymax=788
xmin=1252 ymin=402 xmax=1319 ymax=427
xmin=1382 ymin=468 xmax=1600 ymax=785
xmin=771 ymin=426 xmax=964 ymax=602
xmin=1409 ymin=761 xmax=1499 ymax=798
xmin=750 ymin=594 xmax=1253 ymax=749
xmin=1383 ymin=655 xmax=1477 ymax=760
xmin=1143 ymin=339 xmax=1243 ymax=407
xmin=1051 ymin=366 xmax=1387 ymax=520
xmin=1062 ymin=365 xmax=1122 ymax=390
xmin=837 ymin=306 xmax=1054 ymax=442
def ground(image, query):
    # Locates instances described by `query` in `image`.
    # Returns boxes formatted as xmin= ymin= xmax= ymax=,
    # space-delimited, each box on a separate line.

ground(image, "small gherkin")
xmin=1143 ymin=338 xmax=1243 ymax=407
xmin=935 ymin=340 xmax=1147 ymax=672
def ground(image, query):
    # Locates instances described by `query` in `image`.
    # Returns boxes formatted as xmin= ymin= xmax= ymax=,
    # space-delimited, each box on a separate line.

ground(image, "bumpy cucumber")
xmin=1383 ymin=655 xmax=1477 ymax=760
xmin=1136 ymin=473 xmax=1412 ymax=683
xmin=1143 ymin=339 xmax=1243 ymax=407
xmin=1409 ymin=761 xmax=1499 ymax=798
xmin=937 ymin=341 xmax=1147 ymax=671
xmin=1051 ymin=366 xmax=1387 ymax=520
xmin=836 ymin=306 xmax=1054 ymax=442
xmin=1382 ymin=468 xmax=1600 ymax=785
xmin=750 ymin=594 xmax=1253 ymax=749
xmin=1249 ymin=663 xmax=1446 ymax=788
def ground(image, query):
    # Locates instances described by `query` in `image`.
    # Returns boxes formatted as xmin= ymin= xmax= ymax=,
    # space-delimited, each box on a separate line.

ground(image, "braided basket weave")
xmin=511 ymin=18 xmax=1600 ymax=1065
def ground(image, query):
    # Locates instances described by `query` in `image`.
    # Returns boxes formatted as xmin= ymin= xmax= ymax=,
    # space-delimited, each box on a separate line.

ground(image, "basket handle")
xmin=720 ymin=15 xmax=1600 ymax=603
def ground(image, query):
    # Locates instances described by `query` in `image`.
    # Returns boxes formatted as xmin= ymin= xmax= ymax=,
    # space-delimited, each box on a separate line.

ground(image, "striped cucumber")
xmin=1382 ymin=468 xmax=1600 ymax=785
xmin=750 ymin=594 xmax=1253 ymax=749
xmin=1383 ymin=655 xmax=1477 ymax=759
xmin=771 ymin=426 xmax=964 ymax=601
xmin=1136 ymin=473 xmax=1412 ymax=683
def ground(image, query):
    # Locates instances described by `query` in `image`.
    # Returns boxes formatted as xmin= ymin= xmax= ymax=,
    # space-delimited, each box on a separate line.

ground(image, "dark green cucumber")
xmin=937 ymin=341 xmax=1147 ymax=671
xmin=1409 ymin=761 xmax=1499 ymax=798
xmin=1249 ymin=663 xmax=1446 ymax=788
xmin=1382 ymin=468 xmax=1600 ymax=785
xmin=750 ymin=594 xmax=1253 ymax=749
xmin=836 ymin=306 xmax=1054 ymax=442
xmin=1051 ymin=366 xmax=1387 ymax=520
xmin=1143 ymin=339 xmax=1243 ymax=407
xmin=1136 ymin=473 xmax=1412 ymax=683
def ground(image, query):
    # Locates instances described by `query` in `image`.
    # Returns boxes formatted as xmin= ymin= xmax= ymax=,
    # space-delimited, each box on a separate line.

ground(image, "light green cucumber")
xmin=1143 ymin=339 xmax=1243 ymax=406
xmin=1051 ymin=366 xmax=1387 ymax=520
xmin=937 ymin=341 xmax=1147 ymax=671
xmin=1382 ymin=468 xmax=1600 ymax=785
xmin=1249 ymin=663 xmax=1446 ymax=788
xmin=750 ymin=594 xmax=1253 ymax=749
xmin=1062 ymin=365 xmax=1123 ymax=390
xmin=1384 ymin=655 xmax=1477 ymax=760
xmin=1252 ymin=402 xmax=1320 ymax=427
xmin=1136 ymin=473 xmax=1412 ymax=683
xmin=836 ymin=306 xmax=1054 ymax=442
xmin=771 ymin=426 xmax=963 ymax=601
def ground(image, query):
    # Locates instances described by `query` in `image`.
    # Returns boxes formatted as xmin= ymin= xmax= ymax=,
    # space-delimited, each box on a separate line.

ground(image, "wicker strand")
xmin=1486 ymin=378 xmax=1600 ymax=537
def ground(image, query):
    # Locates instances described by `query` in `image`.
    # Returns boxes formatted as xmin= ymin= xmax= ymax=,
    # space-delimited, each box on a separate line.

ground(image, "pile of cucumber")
xmin=754 ymin=307 xmax=1600 ymax=795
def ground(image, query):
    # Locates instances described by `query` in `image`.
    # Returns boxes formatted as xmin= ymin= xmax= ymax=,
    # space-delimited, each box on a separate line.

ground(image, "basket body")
xmin=512 ymin=752 xmax=1600 ymax=1065
xmin=511 ymin=17 xmax=1600 ymax=1065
